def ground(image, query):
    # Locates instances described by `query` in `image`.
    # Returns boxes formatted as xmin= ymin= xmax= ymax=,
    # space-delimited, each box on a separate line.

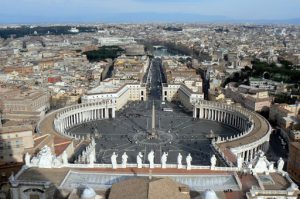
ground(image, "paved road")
xmin=148 ymin=58 xmax=163 ymax=100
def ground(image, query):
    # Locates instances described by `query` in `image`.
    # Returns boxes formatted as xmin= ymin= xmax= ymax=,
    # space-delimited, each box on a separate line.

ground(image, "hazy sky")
xmin=1 ymin=0 xmax=300 ymax=23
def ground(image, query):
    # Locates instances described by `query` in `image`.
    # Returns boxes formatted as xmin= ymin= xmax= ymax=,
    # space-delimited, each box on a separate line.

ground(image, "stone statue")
xmin=37 ymin=145 xmax=53 ymax=168
xmin=25 ymin=152 xmax=31 ymax=166
xmin=91 ymin=138 xmax=96 ymax=146
xmin=248 ymin=163 xmax=253 ymax=169
xmin=148 ymin=150 xmax=155 ymax=169
xmin=122 ymin=152 xmax=128 ymax=168
xmin=237 ymin=154 xmax=243 ymax=169
xmin=268 ymin=162 xmax=274 ymax=171
xmin=111 ymin=152 xmax=118 ymax=169
xmin=77 ymin=155 xmax=82 ymax=163
xmin=186 ymin=153 xmax=192 ymax=170
xmin=31 ymin=157 xmax=38 ymax=166
xmin=81 ymin=151 xmax=87 ymax=164
xmin=210 ymin=155 xmax=217 ymax=169
xmin=177 ymin=153 xmax=182 ymax=169
xmin=277 ymin=157 xmax=284 ymax=172
xmin=88 ymin=151 xmax=95 ymax=165
xmin=52 ymin=156 xmax=62 ymax=167
xmin=161 ymin=152 xmax=168 ymax=169
xmin=86 ymin=133 xmax=91 ymax=140
xmin=62 ymin=151 xmax=68 ymax=165
xmin=137 ymin=152 xmax=143 ymax=168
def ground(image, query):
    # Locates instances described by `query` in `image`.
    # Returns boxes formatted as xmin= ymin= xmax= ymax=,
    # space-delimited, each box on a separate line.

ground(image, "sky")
xmin=1 ymin=0 xmax=300 ymax=23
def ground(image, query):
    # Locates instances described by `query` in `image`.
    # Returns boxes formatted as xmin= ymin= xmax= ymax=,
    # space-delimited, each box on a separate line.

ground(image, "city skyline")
xmin=1 ymin=0 xmax=300 ymax=24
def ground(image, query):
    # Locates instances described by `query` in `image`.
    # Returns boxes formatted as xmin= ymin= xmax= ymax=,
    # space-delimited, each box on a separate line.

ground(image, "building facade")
xmin=0 ymin=125 xmax=34 ymax=163
xmin=81 ymin=79 xmax=147 ymax=111
xmin=288 ymin=142 xmax=300 ymax=184
xmin=1 ymin=89 xmax=50 ymax=120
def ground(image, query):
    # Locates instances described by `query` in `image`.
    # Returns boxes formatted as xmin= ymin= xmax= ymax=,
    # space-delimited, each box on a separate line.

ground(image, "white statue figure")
xmin=177 ymin=153 xmax=183 ymax=169
xmin=210 ymin=155 xmax=217 ymax=169
xmin=277 ymin=157 xmax=284 ymax=172
xmin=161 ymin=152 xmax=168 ymax=169
xmin=248 ymin=163 xmax=253 ymax=169
xmin=86 ymin=155 xmax=90 ymax=165
xmin=88 ymin=151 xmax=95 ymax=165
xmin=62 ymin=151 xmax=68 ymax=165
xmin=111 ymin=152 xmax=118 ymax=169
xmin=148 ymin=150 xmax=155 ymax=169
xmin=137 ymin=152 xmax=143 ymax=168
xmin=25 ymin=152 xmax=31 ymax=166
xmin=186 ymin=153 xmax=192 ymax=170
xmin=31 ymin=157 xmax=38 ymax=166
xmin=268 ymin=162 xmax=274 ymax=171
xmin=77 ymin=155 xmax=82 ymax=163
xmin=122 ymin=152 xmax=129 ymax=168
xmin=37 ymin=145 xmax=53 ymax=168
xmin=91 ymin=137 xmax=96 ymax=146
xmin=237 ymin=154 xmax=243 ymax=169
xmin=52 ymin=156 xmax=62 ymax=167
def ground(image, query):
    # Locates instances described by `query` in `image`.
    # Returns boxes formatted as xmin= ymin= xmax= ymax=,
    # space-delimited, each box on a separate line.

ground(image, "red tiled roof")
xmin=54 ymin=141 xmax=72 ymax=156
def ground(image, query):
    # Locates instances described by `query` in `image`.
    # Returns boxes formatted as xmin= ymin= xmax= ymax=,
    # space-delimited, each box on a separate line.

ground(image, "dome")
xmin=202 ymin=189 xmax=219 ymax=199
xmin=81 ymin=187 xmax=96 ymax=199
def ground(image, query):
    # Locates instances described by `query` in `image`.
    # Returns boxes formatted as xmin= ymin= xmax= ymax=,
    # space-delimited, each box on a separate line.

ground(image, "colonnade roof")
xmin=218 ymin=111 xmax=270 ymax=149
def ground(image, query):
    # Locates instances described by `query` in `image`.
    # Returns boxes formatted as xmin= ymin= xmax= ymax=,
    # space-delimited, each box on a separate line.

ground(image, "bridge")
xmin=154 ymin=55 xmax=191 ymax=59
xmin=153 ymin=45 xmax=165 ymax=49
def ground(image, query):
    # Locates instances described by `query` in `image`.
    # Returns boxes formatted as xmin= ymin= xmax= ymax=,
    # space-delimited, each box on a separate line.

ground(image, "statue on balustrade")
xmin=148 ymin=150 xmax=155 ymax=169
xmin=277 ymin=157 xmax=284 ymax=172
xmin=88 ymin=151 xmax=95 ymax=165
xmin=111 ymin=152 xmax=118 ymax=169
xmin=186 ymin=153 xmax=192 ymax=170
xmin=177 ymin=153 xmax=182 ymax=169
xmin=210 ymin=155 xmax=217 ymax=169
xmin=137 ymin=152 xmax=143 ymax=168
xmin=122 ymin=152 xmax=128 ymax=168
xmin=25 ymin=152 xmax=31 ymax=166
xmin=62 ymin=151 xmax=68 ymax=165
xmin=161 ymin=152 xmax=168 ymax=168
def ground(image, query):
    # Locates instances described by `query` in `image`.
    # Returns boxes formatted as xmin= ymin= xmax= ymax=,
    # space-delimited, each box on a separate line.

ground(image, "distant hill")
xmin=0 ymin=13 xmax=299 ymax=25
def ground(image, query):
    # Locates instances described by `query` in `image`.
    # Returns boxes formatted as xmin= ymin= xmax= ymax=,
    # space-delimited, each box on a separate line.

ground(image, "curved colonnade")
xmin=38 ymin=99 xmax=272 ymax=165
xmin=37 ymin=100 xmax=116 ymax=141
xmin=53 ymin=99 xmax=116 ymax=138
xmin=193 ymin=100 xmax=272 ymax=163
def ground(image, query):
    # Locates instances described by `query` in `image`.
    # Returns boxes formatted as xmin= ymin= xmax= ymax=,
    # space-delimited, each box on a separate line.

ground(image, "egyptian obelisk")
xmin=149 ymin=101 xmax=157 ymax=139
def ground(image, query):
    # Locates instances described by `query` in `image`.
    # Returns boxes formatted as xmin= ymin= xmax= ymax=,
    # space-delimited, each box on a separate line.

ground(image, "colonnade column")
xmin=200 ymin=108 xmax=203 ymax=119
xmin=105 ymin=108 xmax=109 ymax=119
xmin=193 ymin=107 xmax=197 ymax=118
xmin=112 ymin=107 xmax=116 ymax=118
